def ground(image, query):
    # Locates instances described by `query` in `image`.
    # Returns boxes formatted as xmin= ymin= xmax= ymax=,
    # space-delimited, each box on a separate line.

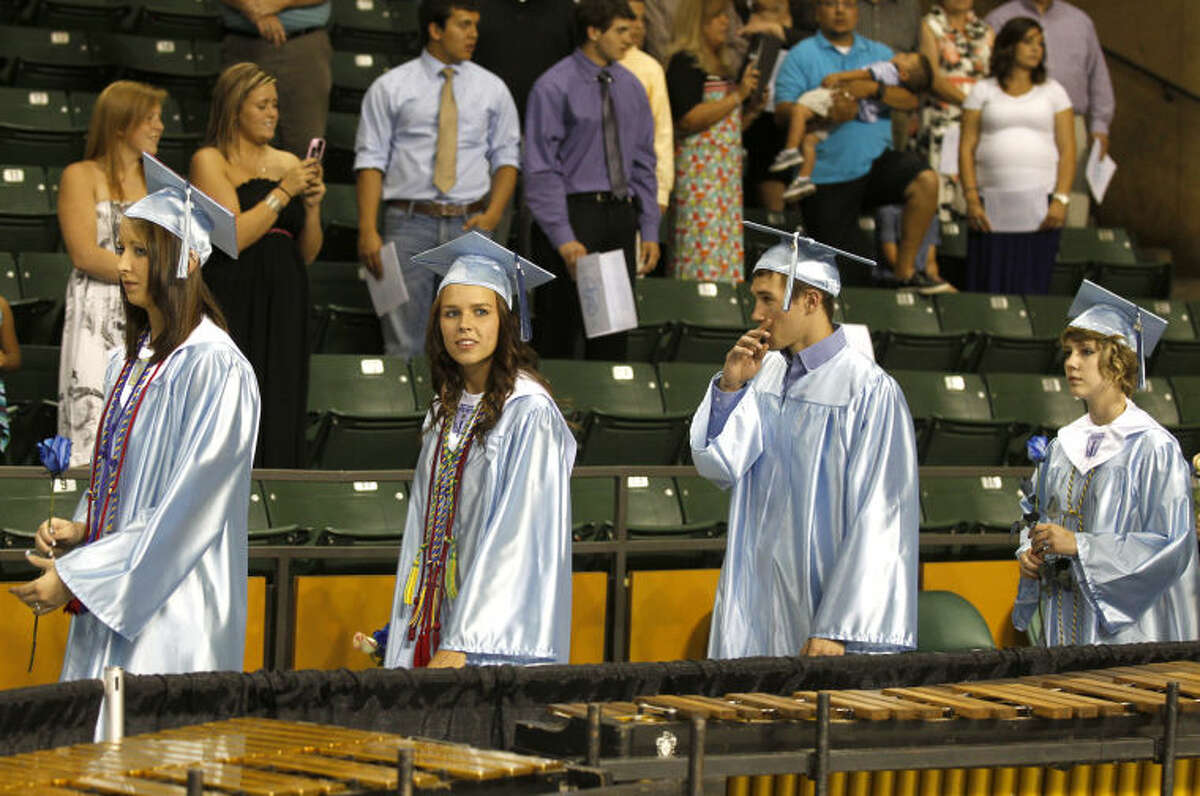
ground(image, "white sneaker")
xmin=782 ymin=174 xmax=816 ymax=201
xmin=769 ymin=148 xmax=805 ymax=172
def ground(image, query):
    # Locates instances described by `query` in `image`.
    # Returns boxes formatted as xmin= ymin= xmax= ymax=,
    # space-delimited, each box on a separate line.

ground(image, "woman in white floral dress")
xmin=915 ymin=0 xmax=993 ymax=221
xmin=56 ymin=81 xmax=165 ymax=467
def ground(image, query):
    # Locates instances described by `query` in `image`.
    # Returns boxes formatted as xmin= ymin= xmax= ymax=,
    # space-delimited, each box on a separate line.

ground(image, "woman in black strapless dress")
xmin=190 ymin=62 xmax=326 ymax=468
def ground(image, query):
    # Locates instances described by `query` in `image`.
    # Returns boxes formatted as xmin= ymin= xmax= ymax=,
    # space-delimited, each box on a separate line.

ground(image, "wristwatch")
xmin=1051 ymin=192 xmax=1071 ymax=206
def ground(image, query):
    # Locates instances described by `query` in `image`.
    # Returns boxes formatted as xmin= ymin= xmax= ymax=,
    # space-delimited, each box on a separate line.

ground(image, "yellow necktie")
xmin=433 ymin=67 xmax=457 ymax=195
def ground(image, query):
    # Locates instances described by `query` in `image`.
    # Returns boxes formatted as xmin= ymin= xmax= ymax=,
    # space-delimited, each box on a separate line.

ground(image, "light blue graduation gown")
xmin=1014 ymin=402 xmax=1200 ymax=645
xmin=57 ymin=317 xmax=260 ymax=681
xmin=384 ymin=374 xmax=576 ymax=667
xmin=693 ymin=329 xmax=920 ymax=658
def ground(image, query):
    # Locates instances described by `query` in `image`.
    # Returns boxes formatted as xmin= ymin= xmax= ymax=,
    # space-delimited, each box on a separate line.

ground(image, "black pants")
xmin=531 ymin=196 xmax=639 ymax=360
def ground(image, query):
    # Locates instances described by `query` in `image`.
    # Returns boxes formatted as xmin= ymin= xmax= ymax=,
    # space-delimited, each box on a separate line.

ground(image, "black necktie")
xmin=598 ymin=70 xmax=630 ymax=199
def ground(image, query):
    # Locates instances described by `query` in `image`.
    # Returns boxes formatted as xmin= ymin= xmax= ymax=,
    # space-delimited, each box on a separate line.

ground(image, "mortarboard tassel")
xmin=782 ymin=231 xmax=799 ymax=312
xmin=1135 ymin=314 xmax=1145 ymax=391
xmin=176 ymin=186 xmax=193 ymax=279
xmin=513 ymin=251 xmax=531 ymax=342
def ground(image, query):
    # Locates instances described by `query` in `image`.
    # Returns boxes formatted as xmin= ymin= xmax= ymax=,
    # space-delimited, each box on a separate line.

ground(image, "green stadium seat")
xmin=934 ymin=292 xmax=1055 ymax=373
xmin=570 ymin=476 xmax=614 ymax=541
xmin=671 ymin=324 xmax=742 ymax=364
xmin=916 ymin=590 xmax=995 ymax=652
xmin=309 ymin=260 xmax=371 ymax=311
xmin=657 ymin=360 xmax=717 ymax=415
xmin=330 ymin=0 xmax=419 ymax=57
xmin=308 ymin=411 xmax=425 ymax=469
xmin=247 ymin=480 xmax=311 ymax=546
xmin=0 ymin=252 xmax=21 ymax=297
xmin=624 ymin=476 xmax=692 ymax=537
xmin=17 ymin=251 xmax=72 ymax=345
xmin=1058 ymin=226 xmax=1137 ymax=267
xmin=323 ymin=111 xmax=359 ymax=185
xmin=986 ymin=372 xmax=1082 ymax=435
xmin=920 ymin=474 xmax=1023 ymax=532
xmin=0 ymin=164 xmax=59 ymax=251
xmin=1023 ymin=293 xmax=1073 ymax=340
xmin=0 ymin=475 xmax=84 ymax=546
xmin=891 ymin=370 xmax=1011 ymax=465
xmin=2 ymin=344 xmax=60 ymax=465
xmin=311 ymin=304 xmax=384 ymax=354
xmin=132 ymin=0 xmax=222 ymax=40
xmin=409 ymin=354 xmax=433 ymax=410
xmin=540 ymin=359 xmax=687 ymax=465
xmin=92 ymin=33 xmax=216 ymax=100
xmin=318 ymin=182 xmax=359 ymax=261
xmin=28 ymin=0 xmax=130 ymax=29
xmin=1143 ymin=299 xmax=1200 ymax=378
xmin=1046 ymin=261 xmax=1086 ymax=295
xmin=841 ymin=287 xmax=968 ymax=371
xmin=1169 ymin=376 xmax=1200 ymax=459
xmin=1135 ymin=377 xmax=1181 ymax=428
xmin=676 ymin=475 xmax=728 ymax=536
xmin=0 ymin=25 xmax=114 ymax=91
xmin=330 ymin=50 xmax=389 ymax=114
xmin=1094 ymin=261 xmax=1171 ymax=300
xmin=307 ymin=353 xmax=415 ymax=416
xmin=0 ymin=87 xmax=81 ymax=165
xmin=262 ymin=478 xmax=408 ymax=546
xmin=633 ymin=278 xmax=745 ymax=362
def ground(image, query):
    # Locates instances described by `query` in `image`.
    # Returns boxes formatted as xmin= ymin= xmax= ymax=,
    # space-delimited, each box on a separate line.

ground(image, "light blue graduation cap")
xmin=124 ymin=153 xmax=237 ymax=278
xmin=744 ymin=221 xmax=875 ymax=308
xmin=1066 ymin=279 xmax=1167 ymax=390
xmin=410 ymin=231 xmax=555 ymax=342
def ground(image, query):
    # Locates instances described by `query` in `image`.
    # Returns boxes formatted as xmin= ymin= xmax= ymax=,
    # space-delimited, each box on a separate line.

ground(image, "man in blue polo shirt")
xmin=774 ymin=0 xmax=943 ymax=293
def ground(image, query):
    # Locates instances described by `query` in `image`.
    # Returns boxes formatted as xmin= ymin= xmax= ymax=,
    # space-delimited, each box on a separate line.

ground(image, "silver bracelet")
xmin=264 ymin=191 xmax=284 ymax=214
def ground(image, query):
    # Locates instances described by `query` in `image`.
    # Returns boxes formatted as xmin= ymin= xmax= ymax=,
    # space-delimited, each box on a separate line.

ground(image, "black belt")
xmin=567 ymin=191 xmax=633 ymax=204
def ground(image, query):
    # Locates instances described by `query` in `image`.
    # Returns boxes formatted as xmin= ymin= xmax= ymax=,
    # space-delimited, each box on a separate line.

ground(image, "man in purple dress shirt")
xmin=524 ymin=0 xmax=660 ymax=359
xmin=986 ymin=0 xmax=1114 ymax=226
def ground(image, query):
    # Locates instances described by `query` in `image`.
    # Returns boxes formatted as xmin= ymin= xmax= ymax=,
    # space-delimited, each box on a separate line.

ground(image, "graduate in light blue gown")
xmin=1015 ymin=280 xmax=1200 ymax=645
xmin=9 ymin=154 xmax=260 ymax=680
xmin=694 ymin=224 xmax=920 ymax=659
xmin=381 ymin=232 xmax=575 ymax=669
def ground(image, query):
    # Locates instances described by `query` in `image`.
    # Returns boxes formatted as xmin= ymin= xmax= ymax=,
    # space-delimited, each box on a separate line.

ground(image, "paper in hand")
xmin=364 ymin=241 xmax=410 ymax=317
xmin=576 ymin=249 xmax=638 ymax=339
xmin=1085 ymin=138 xmax=1117 ymax=204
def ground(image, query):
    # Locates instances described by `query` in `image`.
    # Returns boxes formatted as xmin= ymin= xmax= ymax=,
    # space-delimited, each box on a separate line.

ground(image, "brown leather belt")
xmin=387 ymin=198 xmax=488 ymax=217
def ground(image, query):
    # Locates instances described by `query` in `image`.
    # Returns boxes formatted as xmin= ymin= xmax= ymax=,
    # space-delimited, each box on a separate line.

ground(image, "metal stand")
xmin=1161 ymin=680 xmax=1180 ymax=794
xmin=587 ymin=703 xmax=602 ymax=767
xmin=101 ymin=665 xmax=124 ymax=743
xmin=687 ymin=717 xmax=706 ymax=796
xmin=185 ymin=766 xmax=203 ymax=795
xmin=396 ymin=747 xmax=414 ymax=796
xmin=813 ymin=692 xmax=830 ymax=796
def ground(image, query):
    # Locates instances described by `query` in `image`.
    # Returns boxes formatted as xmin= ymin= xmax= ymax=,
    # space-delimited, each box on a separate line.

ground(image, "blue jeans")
xmin=380 ymin=207 xmax=492 ymax=358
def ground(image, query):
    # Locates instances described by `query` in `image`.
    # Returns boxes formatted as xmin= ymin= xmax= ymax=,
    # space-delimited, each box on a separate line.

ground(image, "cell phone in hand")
xmin=306 ymin=137 xmax=326 ymax=162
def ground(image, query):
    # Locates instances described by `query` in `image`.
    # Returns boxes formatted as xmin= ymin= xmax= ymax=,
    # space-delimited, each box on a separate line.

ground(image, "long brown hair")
xmin=205 ymin=62 xmax=276 ymax=157
xmin=84 ymin=80 xmax=167 ymax=201
xmin=119 ymin=217 xmax=228 ymax=364
xmin=425 ymin=288 xmax=551 ymax=442
xmin=665 ymin=0 xmax=734 ymax=77
xmin=990 ymin=17 xmax=1047 ymax=88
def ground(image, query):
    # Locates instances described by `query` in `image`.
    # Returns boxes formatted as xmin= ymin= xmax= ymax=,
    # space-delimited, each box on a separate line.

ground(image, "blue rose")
xmin=1026 ymin=434 xmax=1049 ymax=464
xmin=37 ymin=435 xmax=73 ymax=477
xmin=371 ymin=626 xmax=389 ymax=659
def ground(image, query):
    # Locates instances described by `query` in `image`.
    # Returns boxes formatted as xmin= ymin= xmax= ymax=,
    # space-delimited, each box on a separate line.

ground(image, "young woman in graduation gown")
xmin=382 ymin=232 xmax=575 ymax=669
xmin=1015 ymin=281 xmax=1200 ymax=645
xmin=10 ymin=155 xmax=261 ymax=679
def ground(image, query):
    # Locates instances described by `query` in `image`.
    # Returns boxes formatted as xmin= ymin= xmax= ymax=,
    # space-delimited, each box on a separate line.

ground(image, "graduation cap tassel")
xmin=783 ymin=231 xmax=799 ymax=312
xmin=176 ymin=186 xmax=193 ymax=279
xmin=513 ymin=252 xmax=531 ymax=342
xmin=1135 ymin=314 xmax=1145 ymax=391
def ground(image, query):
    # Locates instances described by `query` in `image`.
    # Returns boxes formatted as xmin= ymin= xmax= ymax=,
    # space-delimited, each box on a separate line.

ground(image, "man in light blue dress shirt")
xmin=355 ymin=0 xmax=520 ymax=358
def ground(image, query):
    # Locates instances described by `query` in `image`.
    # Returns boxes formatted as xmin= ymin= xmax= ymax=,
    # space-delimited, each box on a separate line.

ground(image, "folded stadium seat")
xmin=656 ymin=360 xmax=717 ymax=416
xmin=632 ymin=277 xmax=745 ymax=362
xmin=890 ymin=369 xmax=1012 ymax=466
xmin=1022 ymin=293 xmax=1073 ymax=340
xmin=27 ymin=0 xmax=129 ymax=29
xmin=131 ymin=0 xmax=222 ymax=40
xmin=1133 ymin=377 xmax=1181 ymax=428
xmin=329 ymin=50 xmax=390 ymax=115
xmin=15 ymin=251 xmax=71 ymax=344
xmin=0 ymin=25 xmax=115 ymax=91
xmin=309 ymin=259 xmax=371 ymax=311
xmin=985 ymin=372 xmax=1082 ymax=463
xmin=920 ymin=473 xmax=1023 ymax=532
xmin=671 ymin=324 xmax=744 ymax=364
xmin=246 ymin=480 xmax=311 ymax=546
xmin=1094 ymin=260 xmax=1172 ymax=300
xmin=676 ymin=474 xmax=729 ymax=537
xmin=0 ymin=87 xmax=82 ymax=166
xmin=1061 ymin=226 xmax=1137 ymax=267
xmin=318 ymin=182 xmax=359 ymax=261
xmin=936 ymin=219 xmax=967 ymax=287
xmin=262 ymin=478 xmax=408 ymax=546
xmin=310 ymin=304 xmax=383 ymax=355
xmin=308 ymin=411 xmax=424 ymax=468
xmin=539 ymin=359 xmax=688 ymax=465
xmin=840 ymin=287 xmax=968 ymax=371
xmin=934 ymin=292 xmax=1055 ymax=373
xmin=2 ymin=344 xmax=59 ymax=464
xmin=408 ymin=354 xmax=433 ymax=409
xmin=0 ymin=474 xmax=84 ymax=548
xmin=0 ymin=253 xmax=19 ymax=297
xmin=1168 ymin=375 xmax=1200 ymax=461
xmin=570 ymin=476 xmax=614 ymax=541
xmin=1142 ymin=298 xmax=1200 ymax=378
xmin=91 ymin=33 xmax=216 ymax=102
xmin=322 ymin=111 xmax=359 ymax=185
xmin=329 ymin=0 xmax=419 ymax=57
xmin=916 ymin=590 xmax=995 ymax=652
xmin=0 ymin=164 xmax=60 ymax=252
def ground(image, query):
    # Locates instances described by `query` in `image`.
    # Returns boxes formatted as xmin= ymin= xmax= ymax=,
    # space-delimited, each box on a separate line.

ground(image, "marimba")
xmin=0 ymin=717 xmax=577 ymax=794
xmin=516 ymin=659 xmax=1200 ymax=795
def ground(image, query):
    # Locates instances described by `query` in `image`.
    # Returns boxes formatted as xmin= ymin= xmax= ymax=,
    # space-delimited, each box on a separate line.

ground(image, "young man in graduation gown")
xmin=692 ymin=225 xmax=920 ymax=658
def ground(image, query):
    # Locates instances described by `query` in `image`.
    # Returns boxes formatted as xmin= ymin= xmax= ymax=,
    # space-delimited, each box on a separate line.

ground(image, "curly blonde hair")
xmin=1061 ymin=327 xmax=1138 ymax=397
